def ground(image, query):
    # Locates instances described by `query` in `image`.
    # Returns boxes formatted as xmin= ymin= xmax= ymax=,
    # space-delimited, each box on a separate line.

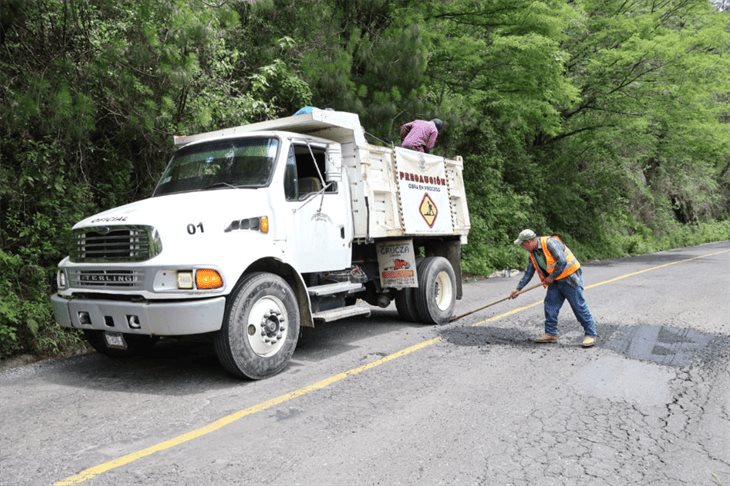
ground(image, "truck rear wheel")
xmin=214 ymin=272 xmax=300 ymax=379
xmin=414 ymin=257 xmax=456 ymax=324
xmin=395 ymin=287 xmax=419 ymax=322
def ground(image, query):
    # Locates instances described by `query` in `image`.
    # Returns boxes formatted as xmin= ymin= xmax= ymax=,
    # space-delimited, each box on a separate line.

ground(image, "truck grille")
xmin=71 ymin=226 xmax=162 ymax=262
xmin=68 ymin=269 xmax=146 ymax=289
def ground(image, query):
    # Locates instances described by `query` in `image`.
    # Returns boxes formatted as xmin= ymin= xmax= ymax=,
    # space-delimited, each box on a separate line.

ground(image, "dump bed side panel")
xmin=362 ymin=145 xmax=403 ymax=239
xmin=446 ymin=156 xmax=470 ymax=243
xmin=344 ymin=144 xmax=405 ymax=240
xmin=342 ymin=142 xmax=368 ymax=238
xmin=349 ymin=145 xmax=470 ymax=241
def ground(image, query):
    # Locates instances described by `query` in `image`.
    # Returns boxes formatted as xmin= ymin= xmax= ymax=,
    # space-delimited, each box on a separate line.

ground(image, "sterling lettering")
xmin=79 ymin=274 xmax=135 ymax=283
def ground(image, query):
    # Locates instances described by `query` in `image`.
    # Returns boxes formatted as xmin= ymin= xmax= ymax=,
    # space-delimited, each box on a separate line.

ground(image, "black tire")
xmin=414 ymin=256 xmax=456 ymax=324
xmin=395 ymin=287 xmax=419 ymax=322
xmin=83 ymin=330 xmax=158 ymax=358
xmin=214 ymin=272 xmax=300 ymax=379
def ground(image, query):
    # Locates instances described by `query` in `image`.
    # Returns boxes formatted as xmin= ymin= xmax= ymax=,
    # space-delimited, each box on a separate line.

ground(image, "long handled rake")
xmin=450 ymin=282 xmax=542 ymax=322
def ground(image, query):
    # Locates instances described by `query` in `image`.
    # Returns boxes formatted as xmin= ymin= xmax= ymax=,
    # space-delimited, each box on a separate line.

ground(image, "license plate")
xmin=104 ymin=332 xmax=127 ymax=350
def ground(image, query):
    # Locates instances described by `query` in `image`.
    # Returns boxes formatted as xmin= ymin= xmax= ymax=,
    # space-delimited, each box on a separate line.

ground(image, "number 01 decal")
xmin=187 ymin=222 xmax=204 ymax=235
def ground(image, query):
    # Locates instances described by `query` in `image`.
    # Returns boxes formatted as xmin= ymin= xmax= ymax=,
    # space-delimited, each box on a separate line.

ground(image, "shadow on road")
xmin=37 ymin=308 xmax=416 ymax=394
xmin=296 ymin=308 xmax=416 ymax=361
xmin=39 ymin=339 xmax=239 ymax=395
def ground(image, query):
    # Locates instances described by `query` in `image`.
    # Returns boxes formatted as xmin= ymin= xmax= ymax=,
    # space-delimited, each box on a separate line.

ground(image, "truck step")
xmin=307 ymin=281 xmax=364 ymax=297
xmin=313 ymin=305 xmax=371 ymax=323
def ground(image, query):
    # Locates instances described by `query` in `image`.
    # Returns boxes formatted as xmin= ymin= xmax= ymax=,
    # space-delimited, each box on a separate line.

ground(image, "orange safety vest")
xmin=529 ymin=236 xmax=581 ymax=282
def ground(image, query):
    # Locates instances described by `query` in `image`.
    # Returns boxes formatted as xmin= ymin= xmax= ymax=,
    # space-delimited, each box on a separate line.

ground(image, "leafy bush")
xmin=0 ymin=251 xmax=83 ymax=359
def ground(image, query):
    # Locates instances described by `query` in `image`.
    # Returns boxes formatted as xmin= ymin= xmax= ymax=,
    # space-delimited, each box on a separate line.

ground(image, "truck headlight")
xmin=176 ymin=269 xmax=222 ymax=290
xmin=57 ymin=270 xmax=67 ymax=289
xmin=177 ymin=271 xmax=194 ymax=289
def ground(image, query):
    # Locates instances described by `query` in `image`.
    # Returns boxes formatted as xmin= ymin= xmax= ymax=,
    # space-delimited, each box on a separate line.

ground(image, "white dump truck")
xmin=51 ymin=110 xmax=470 ymax=378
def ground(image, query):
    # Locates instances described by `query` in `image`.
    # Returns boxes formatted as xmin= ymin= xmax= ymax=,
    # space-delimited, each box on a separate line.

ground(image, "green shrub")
xmin=0 ymin=251 xmax=83 ymax=359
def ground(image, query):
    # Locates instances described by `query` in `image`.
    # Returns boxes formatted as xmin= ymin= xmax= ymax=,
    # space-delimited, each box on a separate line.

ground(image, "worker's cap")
xmin=514 ymin=229 xmax=537 ymax=245
xmin=431 ymin=118 xmax=443 ymax=131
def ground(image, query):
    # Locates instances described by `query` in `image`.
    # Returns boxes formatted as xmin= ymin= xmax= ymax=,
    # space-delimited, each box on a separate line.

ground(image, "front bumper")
xmin=50 ymin=294 xmax=226 ymax=336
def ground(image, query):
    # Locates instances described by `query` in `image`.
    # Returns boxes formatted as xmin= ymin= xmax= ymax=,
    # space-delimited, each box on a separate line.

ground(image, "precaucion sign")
xmin=394 ymin=148 xmax=454 ymax=234
xmin=376 ymin=240 xmax=418 ymax=288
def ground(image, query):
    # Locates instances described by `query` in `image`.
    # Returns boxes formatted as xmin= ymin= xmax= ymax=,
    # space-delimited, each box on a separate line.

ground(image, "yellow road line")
xmin=584 ymin=248 xmax=729 ymax=290
xmin=467 ymin=248 xmax=730 ymax=328
xmin=56 ymin=247 xmax=730 ymax=485
xmin=56 ymin=337 xmax=442 ymax=486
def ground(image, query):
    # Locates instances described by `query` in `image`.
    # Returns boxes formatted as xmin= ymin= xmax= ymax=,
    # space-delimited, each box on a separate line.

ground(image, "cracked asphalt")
xmin=0 ymin=242 xmax=728 ymax=485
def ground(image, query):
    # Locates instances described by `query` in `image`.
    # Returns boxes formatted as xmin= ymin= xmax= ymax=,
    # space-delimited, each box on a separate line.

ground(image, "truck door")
xmin=284 ymin=141 xmax=352 ymax=273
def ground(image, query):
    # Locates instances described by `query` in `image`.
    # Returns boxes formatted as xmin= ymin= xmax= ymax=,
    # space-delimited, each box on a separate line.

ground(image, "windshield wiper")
xmin=202 ymin=182 xmax=239 ymax=191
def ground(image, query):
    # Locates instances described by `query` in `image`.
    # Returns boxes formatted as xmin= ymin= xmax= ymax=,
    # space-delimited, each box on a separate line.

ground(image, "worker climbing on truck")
xmin=400 ymin=118 xmax=443 ymax=153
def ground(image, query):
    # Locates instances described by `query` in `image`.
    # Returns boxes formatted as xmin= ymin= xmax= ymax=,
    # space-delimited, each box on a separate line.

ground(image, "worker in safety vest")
xmin=510 ymin=229 xmax=598 ymax=348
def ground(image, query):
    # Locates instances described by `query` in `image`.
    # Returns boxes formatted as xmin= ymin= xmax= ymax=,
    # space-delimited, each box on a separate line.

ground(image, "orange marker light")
xmin=195 ymin=269 xmax=223 ymax=289
xmin=260 ymin=216 xmax=269 ymax=234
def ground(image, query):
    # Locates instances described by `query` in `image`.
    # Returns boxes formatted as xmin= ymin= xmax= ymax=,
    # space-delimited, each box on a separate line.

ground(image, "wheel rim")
xmin=246 ymin=296 xmax=288 ymax=357
xmin=433 ymin=270 xmax=454 ymax=311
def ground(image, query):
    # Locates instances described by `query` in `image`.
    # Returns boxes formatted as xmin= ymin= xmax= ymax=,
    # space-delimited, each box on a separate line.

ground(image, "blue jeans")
xmin=544 ymin=269 xmax=597 ymax=337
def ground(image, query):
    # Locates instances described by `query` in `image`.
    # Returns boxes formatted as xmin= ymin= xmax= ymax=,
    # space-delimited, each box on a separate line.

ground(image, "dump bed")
xmin=174 ymin=110 xmax=470 ymax=243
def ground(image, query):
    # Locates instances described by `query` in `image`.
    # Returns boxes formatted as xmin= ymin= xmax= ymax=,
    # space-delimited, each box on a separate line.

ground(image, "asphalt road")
xmin=1 ymin=242 xmax=728 ymax=486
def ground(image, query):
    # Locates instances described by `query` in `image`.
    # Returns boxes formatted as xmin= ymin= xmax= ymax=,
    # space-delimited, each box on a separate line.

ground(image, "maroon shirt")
xmin=400 ymin=120 xmax=439 ymax=153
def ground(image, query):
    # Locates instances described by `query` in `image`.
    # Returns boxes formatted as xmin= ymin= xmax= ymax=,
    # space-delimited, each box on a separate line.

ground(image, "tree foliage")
xmin=0 ymin=0 xmax=728 ymax=358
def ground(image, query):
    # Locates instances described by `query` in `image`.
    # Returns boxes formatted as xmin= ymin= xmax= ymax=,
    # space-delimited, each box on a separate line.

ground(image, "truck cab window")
xmin=154 ymin=137 xmax=279 ymax=196
xmin=291 ymin=144 xmax=336 ymax=198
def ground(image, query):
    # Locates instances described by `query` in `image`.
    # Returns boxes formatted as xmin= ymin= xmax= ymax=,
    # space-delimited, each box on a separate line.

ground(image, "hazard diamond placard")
xmin=419 ymin=193 xmax=438 ymax=228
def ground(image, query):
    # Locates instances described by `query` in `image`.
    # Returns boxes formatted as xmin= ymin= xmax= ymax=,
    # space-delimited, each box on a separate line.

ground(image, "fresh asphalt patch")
xmin=440 ymin=322 xmax=728 ymax=371
xmin=439 ymin=326 xmax=536 ymax=348
xmin=602 ymin=324 xmax=725 ymax=368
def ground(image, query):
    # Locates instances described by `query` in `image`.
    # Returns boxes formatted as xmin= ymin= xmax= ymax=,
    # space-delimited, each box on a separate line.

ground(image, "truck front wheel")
xmin=414 ymin=257 xmax=456 ymax=324
xmin=214 ymin=272 xmax=300 ymax=379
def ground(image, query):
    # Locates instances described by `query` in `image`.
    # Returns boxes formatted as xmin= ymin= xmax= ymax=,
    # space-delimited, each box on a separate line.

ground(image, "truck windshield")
xmin=154 ymin=137 xmax=279 ymax=196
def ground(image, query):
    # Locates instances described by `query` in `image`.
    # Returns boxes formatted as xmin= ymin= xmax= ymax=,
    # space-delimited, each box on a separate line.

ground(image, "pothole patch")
xmin=603 ymin=324 xmax=715 ymax=368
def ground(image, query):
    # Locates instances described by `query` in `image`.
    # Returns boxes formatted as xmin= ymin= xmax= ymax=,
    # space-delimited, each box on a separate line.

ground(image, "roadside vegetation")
xmin=1 ymin=0 xmax=728 ymax=359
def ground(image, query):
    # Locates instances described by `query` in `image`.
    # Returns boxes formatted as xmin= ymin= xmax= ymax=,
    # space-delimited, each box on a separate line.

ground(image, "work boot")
xmin=582 ymin=336 xmax=597 ymax=348
xmin=534 ymin=334 xmax=558 ymax=344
